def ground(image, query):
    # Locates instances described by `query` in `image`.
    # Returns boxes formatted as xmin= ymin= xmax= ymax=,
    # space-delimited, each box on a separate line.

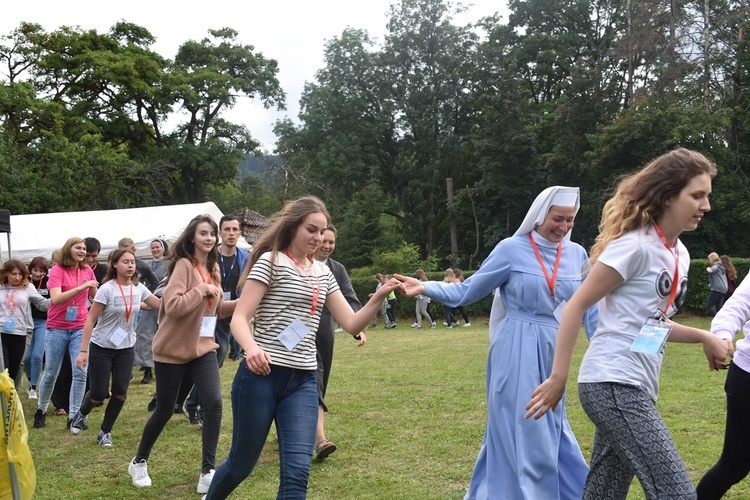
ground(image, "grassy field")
xmin=16 ymin=314 xmax=750 ymax=499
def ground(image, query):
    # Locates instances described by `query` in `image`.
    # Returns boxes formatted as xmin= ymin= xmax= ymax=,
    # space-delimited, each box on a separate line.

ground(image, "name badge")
xmin=200 ymin=316 xmax=218 ymax=337
xmin=224 ymin=291 xmax=232 ymax=301
xmin=278 ymin=318 xmax=311 ymax=351
xmin=2 ymin=316 xmax=16 ymax=333
xmin=553 ymin=299 xmax=567 ymax=323
xmin=109 ymin=326 xmax=129 ymax=347
xmin=630 ymin=318 xmax=672 ymax=355
xmin=65 ymin=305 xmax=79 ymax=321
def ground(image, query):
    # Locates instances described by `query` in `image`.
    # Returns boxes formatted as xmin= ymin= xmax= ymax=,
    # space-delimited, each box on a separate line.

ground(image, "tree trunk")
xmin=446 ymin=178 xmax=458 ymax=267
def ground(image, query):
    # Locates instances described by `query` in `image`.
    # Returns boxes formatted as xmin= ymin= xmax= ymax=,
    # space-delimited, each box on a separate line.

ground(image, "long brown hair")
xmin=239 ymin=196 xmax=330 ymax=288
xmin=168 ymin=215 xmax=220 ymax=283
xmin=590 ymin=148 xmax=717 ymax=263
xmin=102 ymin=249 xmax=139 ymax=285
xmin=721 ymin=255 xmax=737 ymax=281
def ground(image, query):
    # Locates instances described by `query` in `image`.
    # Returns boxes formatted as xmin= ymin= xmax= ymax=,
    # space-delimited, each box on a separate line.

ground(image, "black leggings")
xmin=453 ymin=306 xmax=470 ymax=323
xmin=697 ymin=363 xmax=750 ymax=499
xmin=1 ymin=333 xmax=26 ymax=380
xmin=135 ymin=352 xmax=222 ymax=473
xmin=79 ymin=343 xmax=133 ymax=433
xmin=706 ymin=291 xmax=725 ymax=316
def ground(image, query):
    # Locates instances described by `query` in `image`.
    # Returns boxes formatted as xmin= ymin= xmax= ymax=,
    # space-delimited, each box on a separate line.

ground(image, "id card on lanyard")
xmin=2 ymin=286 xmax=18 ymax=332
xmin=193 ymin=258 xmax=217 ymax=337
xmin=630 ymin=222 xmax=680 ymax=355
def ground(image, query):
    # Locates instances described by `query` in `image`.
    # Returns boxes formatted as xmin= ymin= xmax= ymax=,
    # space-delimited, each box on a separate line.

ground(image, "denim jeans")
xmin=206 ymin=363 xmax=318 ymax=500
xmin=37 ymin=328 xmax=87 ymax=416
xmin=24 ymin=318 xmax=47 ymax=386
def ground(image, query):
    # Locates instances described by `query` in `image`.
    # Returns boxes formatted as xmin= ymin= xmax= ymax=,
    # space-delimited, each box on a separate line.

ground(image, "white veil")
xmin=488 ymin=187 xmax=581 ymax=336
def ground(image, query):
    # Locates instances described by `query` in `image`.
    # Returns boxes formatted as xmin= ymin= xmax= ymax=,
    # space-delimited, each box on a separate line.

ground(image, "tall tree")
xmin=167 ymin=28 xmax=285 ymax=202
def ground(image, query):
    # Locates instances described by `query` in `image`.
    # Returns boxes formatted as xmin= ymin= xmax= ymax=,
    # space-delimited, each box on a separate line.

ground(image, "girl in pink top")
xmin=34 ymin=237 xmax=98 ymax=430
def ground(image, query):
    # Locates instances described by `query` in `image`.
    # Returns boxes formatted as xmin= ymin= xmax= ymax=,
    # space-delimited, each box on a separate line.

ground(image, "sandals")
xmin=315 ymin=439 xmax=337 ymax=461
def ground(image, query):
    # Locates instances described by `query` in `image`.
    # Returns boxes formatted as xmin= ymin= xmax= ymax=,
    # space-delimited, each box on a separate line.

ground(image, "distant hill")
xmin=238 ymin=153 xmax=281 ymax=184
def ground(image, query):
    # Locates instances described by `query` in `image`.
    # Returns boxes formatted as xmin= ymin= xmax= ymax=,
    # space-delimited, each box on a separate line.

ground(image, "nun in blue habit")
xmin=397 ymin=186 xmax=598 ymax=499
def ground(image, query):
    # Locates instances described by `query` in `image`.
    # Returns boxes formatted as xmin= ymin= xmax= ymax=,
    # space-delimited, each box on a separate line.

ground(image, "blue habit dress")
xmin=424 ymin=232 xmax=597 ymax=500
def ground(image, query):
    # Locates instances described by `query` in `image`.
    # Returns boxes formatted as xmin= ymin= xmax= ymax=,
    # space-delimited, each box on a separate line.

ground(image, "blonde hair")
xmin=590 ymin=148 xmax=717 ymax=263
xmin=707 ymin=252 xmax=720 ymax=264
xmin=443 ymin=268 xmax=456 ymax=283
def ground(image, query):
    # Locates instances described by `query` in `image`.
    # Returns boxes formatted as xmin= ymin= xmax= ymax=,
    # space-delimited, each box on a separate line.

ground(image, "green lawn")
xmin=15 ymin=315 xmax=750 ymax=499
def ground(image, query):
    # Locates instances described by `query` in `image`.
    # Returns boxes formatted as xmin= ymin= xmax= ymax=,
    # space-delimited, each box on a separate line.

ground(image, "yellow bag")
xmin=0 ymin=369 xmax=35 ymax=500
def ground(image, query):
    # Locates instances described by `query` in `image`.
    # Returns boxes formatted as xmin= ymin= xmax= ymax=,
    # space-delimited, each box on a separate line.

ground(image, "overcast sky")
xmin=2 ymin=0 xmax=507 ymax=152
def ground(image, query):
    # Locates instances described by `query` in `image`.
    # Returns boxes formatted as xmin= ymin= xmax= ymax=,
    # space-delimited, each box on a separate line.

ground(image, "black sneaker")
xmin=147 ymin=395 xmax=157 ymax=412
xmin=67 ymin=416 xmax=88 ymax=432
xmin=33 ymin=409 xmax=46 ymax=428
xmin=69 ymin=412 xmax=87 ymax=435
xmin=187 ymin=408 xmax=203 ymax=426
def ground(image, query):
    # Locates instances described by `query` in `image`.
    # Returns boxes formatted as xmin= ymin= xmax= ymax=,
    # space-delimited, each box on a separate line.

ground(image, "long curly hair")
xmin=590 ymin=148 xmax=717 ymax=264
xmin=240 ymin=196 xmax=330 ymax=288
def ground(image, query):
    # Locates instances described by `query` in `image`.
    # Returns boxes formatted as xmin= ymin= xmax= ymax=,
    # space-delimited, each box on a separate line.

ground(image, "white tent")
xmin=1 ymin=202 xmax=242 ymax=262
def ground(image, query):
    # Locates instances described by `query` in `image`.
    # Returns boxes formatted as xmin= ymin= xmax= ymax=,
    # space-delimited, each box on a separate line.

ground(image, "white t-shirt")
xmin=249 ymin=251 xmax=339 ymax=371
xmin=578 ymin=226 xmax=690 ymax=401
xmin=90 ymin=280 xmax=152 ymax=350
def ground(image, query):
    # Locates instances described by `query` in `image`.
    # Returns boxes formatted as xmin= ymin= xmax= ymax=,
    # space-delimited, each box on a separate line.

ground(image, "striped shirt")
xmin=249 ymin=251 xmax=339 ymax=370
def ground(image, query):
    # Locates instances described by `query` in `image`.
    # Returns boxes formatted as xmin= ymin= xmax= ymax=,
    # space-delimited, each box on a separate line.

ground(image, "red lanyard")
xmin=115 ymin=278 xmax=134 ymax=323
xmin=528 ymin=233 xmax=562 ymax=298
xmin=653 ymin=221 xmax=680 ymax=317
xmin=192 ymin=258 xmax=214 ymax=309
xmin=33 ymin=277 xmax=43 ymax=290
xmin=5 ymin=285 xmax=18 ymax=314
xmin=284 ymin=249 xmax=320 ymax=317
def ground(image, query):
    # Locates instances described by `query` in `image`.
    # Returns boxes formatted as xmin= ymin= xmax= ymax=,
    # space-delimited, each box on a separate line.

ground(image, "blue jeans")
xmin=207 ymin=363 xmax=318 ymax=500
xmin=37 ymin=328 xmax=87 ymax=416
xmin=24 ymin=318 xmax=47 ymax=386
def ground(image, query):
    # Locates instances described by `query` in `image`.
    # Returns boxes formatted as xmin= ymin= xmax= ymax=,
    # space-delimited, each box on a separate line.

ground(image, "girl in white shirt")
xmin=73 ymin=248 xmax=160 ymax=446
xmin=527 ymin=148 xmax=731 ymax=499
xmin=697 ymin=275 xmax=750 ymax=498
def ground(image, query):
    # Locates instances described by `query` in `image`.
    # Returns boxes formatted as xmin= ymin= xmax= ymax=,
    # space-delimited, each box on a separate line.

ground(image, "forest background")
xmin=1 ymin=0 xmax=749 ymax=276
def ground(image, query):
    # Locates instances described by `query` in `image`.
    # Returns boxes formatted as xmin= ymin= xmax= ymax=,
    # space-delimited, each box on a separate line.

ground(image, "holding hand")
xmin=393 ymin=274 xmax=425 ymax=297
xmin=703 ymin=332 xmax=731 ymax=371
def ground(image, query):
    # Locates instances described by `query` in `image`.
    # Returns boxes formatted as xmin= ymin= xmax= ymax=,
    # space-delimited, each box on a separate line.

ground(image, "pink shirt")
xmin=46 ymin=264 xmax=95 ymax=330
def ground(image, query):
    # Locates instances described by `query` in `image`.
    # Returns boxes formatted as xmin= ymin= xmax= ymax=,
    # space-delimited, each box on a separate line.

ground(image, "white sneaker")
xmin=128 ymin=458 xmax=152 ymax=487
xmin=197 ymin=469 xmax=215 ymax=494
xmin=411 ymin=322 xmax=419 ymax=328
xmin=430 ymin=323 xmax=436 ymax=329
xmin=27 ymin=386 xmax=37 ymax=399
xmin=463 ymin=322 xmax=471 ymax=327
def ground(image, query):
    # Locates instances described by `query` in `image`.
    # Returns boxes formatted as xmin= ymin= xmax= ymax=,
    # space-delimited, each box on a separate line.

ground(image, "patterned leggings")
xmin=578 ymin=382 xmax=696 ymax=500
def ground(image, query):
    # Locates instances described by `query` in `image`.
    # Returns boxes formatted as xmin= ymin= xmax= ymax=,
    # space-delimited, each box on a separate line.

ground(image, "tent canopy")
xmin=2 ymin=202 xmax=247 ymax=262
